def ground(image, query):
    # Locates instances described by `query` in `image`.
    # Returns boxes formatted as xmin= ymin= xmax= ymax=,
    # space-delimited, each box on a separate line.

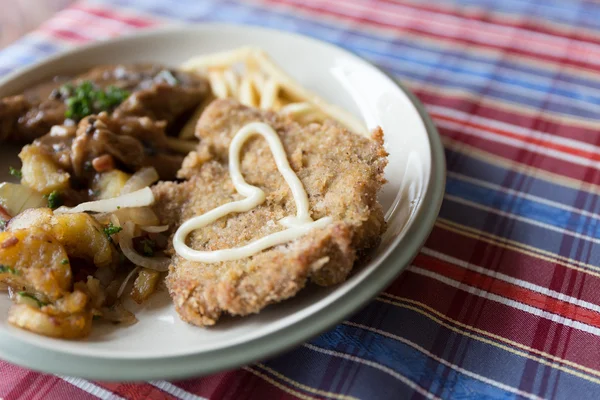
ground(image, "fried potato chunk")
xmin=19 ymin=144 xmax=70 ymax=195
xmin=7 ymin=209 xmax=115 ymax=268
xmin=0 ymin=228 xmax=71 ymax=301
xmin=130 ymin=268 xmax=161 ymax=304
xmin=51 ymin=213 xmax=114 ymax=268
xmin=8 ymin=290 xmax=92 ymax=339
xmin=6 ymin=207 xmax=53 ymax=231
xmin=92 ymin=169 xmax=131 ymax=200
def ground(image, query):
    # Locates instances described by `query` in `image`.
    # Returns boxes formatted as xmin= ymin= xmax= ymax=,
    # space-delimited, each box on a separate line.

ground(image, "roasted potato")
xmin=53 ymin=289 xmax=89 ymax=314
xmin=92 ymin=170 xmax=131 ymax=200
xmin=51 ymin=213 xmax=114 ymax=268
xmin=0 ymin=228 xmax=71 ymax=301
xmin=8 ymin=291 xmax=92 ymax=339
xmin=7 ymin=209 xmax=116 ymax=268
xmin=7 ymin=207 xmax=53 ymax=231
xmin=130 ymin=268 xmax=161 ymax=304
xmin=19 ymin=145 xmax=70 ymax=195
xmin=74 ymin=277 xmax=106 ymax=310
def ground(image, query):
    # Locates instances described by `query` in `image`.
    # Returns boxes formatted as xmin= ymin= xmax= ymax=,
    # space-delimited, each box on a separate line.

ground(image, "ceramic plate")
xmin=0 ymin=24 xmax=445 ymax=381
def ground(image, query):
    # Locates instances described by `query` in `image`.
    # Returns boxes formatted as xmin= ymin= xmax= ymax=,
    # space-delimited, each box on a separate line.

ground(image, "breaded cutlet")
xmin=153 ymin=99 xmax=388 ymax=326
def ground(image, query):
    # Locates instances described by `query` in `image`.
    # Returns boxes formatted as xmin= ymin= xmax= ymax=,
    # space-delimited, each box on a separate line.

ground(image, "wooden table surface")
xmin=0 ymin=0 xmax=74 ymax=48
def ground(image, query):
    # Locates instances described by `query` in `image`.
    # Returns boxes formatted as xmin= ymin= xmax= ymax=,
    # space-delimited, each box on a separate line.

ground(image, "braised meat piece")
xmin=32 ymin=112 xmax=184 ymax=184
xmin=0 ymin=64 xmax=209 ymax=143
xmin=70 ymin=113 xmax=183 ymax=180
xmin=0 ymin=92 xmax=66 ymax=143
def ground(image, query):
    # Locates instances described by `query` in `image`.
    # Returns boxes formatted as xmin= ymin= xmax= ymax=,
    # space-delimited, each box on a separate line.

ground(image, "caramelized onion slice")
xmin=121 ymin=167 xmax=159 ymax=195
xmin=140 ymin=225 xmax=169 ymax=233
xmin=55 ymin=187 xmax=155 ymax=214
xmin=117 ymin=267 xmax=139 ymax=298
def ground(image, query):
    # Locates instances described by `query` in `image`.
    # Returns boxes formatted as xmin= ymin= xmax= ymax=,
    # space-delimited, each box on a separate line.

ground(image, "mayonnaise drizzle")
xmin=173 ymin=122 xmax=332 ymax=263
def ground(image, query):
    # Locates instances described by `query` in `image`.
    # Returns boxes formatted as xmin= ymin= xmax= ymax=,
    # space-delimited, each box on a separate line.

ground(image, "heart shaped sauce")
xmin=173 ymin=122 xmax=332 ymax=263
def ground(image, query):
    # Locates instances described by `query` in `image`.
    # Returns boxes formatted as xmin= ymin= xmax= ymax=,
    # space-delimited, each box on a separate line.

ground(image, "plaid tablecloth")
xmin=2 ymin=0 xmax=600 ymax=398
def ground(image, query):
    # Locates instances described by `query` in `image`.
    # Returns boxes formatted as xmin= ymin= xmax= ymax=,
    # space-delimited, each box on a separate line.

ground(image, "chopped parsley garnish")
xmin=103 ymin=222 xmax=122 ymax=237
xmin=61 ymin=259 xmax=69 ymax=265
xmin=44 ymin=191 xmax=63 ymax=209
xmin=62 ymin=81 xmax=130 ymax=121
xmin=103 ymin=85 xmax=131 ymax=107
xmin=8 ymin=166 xmax=22 ymax=179
xmin=141 ymin=238 xmax=156 ymax=257
xmin=0 ymin=265 xmax=18 ymax=275
xmin=17 ymin=292 xmax=47 ymax=308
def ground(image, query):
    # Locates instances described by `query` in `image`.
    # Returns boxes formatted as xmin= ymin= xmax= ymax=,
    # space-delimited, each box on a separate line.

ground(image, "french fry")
xmin=239 ymin=76 xmax=257 ymax=107
xmin=260 ymin=78 xmax=279 ymax=110
xmin=208 ymin=70 xmax=229 ymax=99
xmin=251 ymin=49 xmax=368 ymax=136
xmin=223 ymin=69 xmax=239 ymax=98
xmin=181 ymin=47 xmax=369 ymax=137
xmin=180 ymin=46 xmax=255 ymax=70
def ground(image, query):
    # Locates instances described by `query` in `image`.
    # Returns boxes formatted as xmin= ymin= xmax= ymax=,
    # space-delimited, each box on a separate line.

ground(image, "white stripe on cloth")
xmin=447 ymin=171 xmax=600 ymax=221
xmin=408 ymin=266 xmax=600 ymax=337
xmin=444 ymin=194 xmax=600 ymax=246
xmin=149 ymin=381 xmax=208 ymax=400
xmin=340 ymin=321 xmax=544 ymax=400
xmin=429 ymin=105 xmax=600 ymax=154
xmin=421 ymin=247 xmax=600 ymax=315
xmin=58 ymin=376 xmax=126 ymax=400
xmin=386 ymin=71 xmax=600 ymax=129
xmin=366 ymin=52 xmax=600 ymax=122
xmin=252 ymin=363 xmax=359 ymax=400
xmin=436 ymin=119 xmax=599 ymax=169
xmin=302 ymin=343 xmax=441 ymax=400
xmin=354 ymin=41 xmax=600 ymax=111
